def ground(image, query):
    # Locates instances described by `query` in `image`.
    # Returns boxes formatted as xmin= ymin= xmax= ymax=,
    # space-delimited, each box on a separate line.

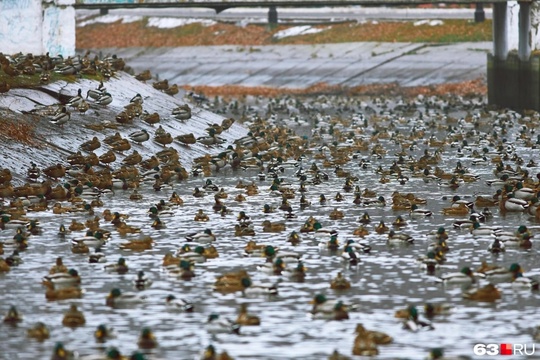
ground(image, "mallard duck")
xmin=423 ymin=303 xmax=453 ymax=318
xmin=166 ymin=260 xmax=196 ymax=280
xmin=484 ymin=263 xmax=522 ymax=283
xmin=137 ymin=327 xmax=158 ymax=349
xmin=27 ymin=322 xmax=50 ymax=341
xmin=176 ymin=133 xmax=197 ymax=146
xmin=341 ymin=245 xmax=361 ymax=266
xmin=206 ymin=314 xmax=241 ymax=334
xmin=43 ymin=269 xmax=81 ymax=290
xmin=172 ymin=104 xmax=192 ymax=121
xmin=133 ymin=270 xmax=152 ymax=290
xmin=94 ymin=324 xmax=116 ymax=342
xmin=352 ymin=337 xmax=379 ymax=356
xmin=45 ymin=286 xmax=82 ymax=301
xmin=186 ymin=229 xmax=216 ymax=243
xmin=257 ymin=257 xmax=286 ymax=275
xmin=375 ymin=220 xmax=389 ymax=234
xmin=288 ymin=231 xmax=301 ymax=245
xmin=165 ymin=295 xmax=194 ymax=312
xmin=437 ymin=267 xmax=476 ymax=286
xmin=106 ymin=288 xmax=144 ymax=307
xmin=200 ymin=344 xmax=235 ymax=360
xmin=62 ymin=304 xmax=85 ymax=327
xmin=104 ymin=257 xmax=129 ymax=274
xmin=236 ymin=303 xmax=260 ymax=326
xmin=409 ymin=204 xmax=433 ymax=217
xmin=463 ymin=283 xmax=501 ymax=302
xmin=387 ymin=230 xmax=414 ymax=245
xmin=262 ymin=220 xmax=286 ymax=232
xmin=330 ymin=272 xmax=351 ymax=290
xmin=354 ymin=323 xmax=392 ymax=345
xmin=129 ymin=129 xmax=150 ymax=144
xmin=3 ymin=305 xmax=22 ymax=324
xmin=311 ymin=300 xmax=349 ymax=320
xmin=329 ymin=208 xmax=344 ymax=220
xmin=392 ymin=215 xmax=408 ymax=227
xmin=310 ymin=294 xmax=342 ymax=314
xmin=402 ymin=305 xmax=434 ymax=332
xmin=49 ymin=107 xmax=70 ymax=128
xmin=512 ymin=272 xmax=539 ymax=290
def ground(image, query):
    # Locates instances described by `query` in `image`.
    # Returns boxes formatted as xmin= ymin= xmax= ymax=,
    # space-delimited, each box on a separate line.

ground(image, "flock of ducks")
xmin=2 ymin=52 xmax=540 ymax=359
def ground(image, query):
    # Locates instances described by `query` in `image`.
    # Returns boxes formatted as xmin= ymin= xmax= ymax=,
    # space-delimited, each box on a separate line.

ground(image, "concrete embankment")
xmin=0 ymin=72 xmax=247 ymax=185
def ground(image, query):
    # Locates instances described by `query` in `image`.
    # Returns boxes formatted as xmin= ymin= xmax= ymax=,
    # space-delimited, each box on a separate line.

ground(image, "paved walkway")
xmin=111 ymin=41 xmax=490 ymax=88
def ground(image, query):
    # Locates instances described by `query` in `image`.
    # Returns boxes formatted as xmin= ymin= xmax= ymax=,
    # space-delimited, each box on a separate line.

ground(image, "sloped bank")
xmin=0 ymin=72 xmax=248 ymax=185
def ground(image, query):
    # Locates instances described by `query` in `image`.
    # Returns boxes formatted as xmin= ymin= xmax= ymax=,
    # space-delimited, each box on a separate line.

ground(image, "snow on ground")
xmin=413 ymin=20 xmax=444 ymax=26
xmin=77 ymin=15 xmax=143 ymax=27
xmin=272 ymin=25 xmax=329 ymax=40
xmin=146 ymin=17 xmax=217 ymax=28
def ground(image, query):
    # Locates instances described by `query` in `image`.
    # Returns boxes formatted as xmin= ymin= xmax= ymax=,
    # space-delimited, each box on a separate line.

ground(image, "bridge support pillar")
xmin=0 ymin=0 xmax=75 ymax=57
xmin=268 ymin=6 xmax=278 ymax=25
xmin=488 ymin=1 xmax=540 ymax=110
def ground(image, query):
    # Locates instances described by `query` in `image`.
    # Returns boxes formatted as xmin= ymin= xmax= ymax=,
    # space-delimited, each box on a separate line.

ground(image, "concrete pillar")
xmin=508 ymin=1 xmax=520 ymax=51
xmin=519 ymin=2 xmax=531 ymax=60
xmin=268 ymin=6 xmax=278 ymax=25
xmin=475 ymin=3 xmax=485 ymax=23
xmin=493 ymin=3 xmax=509 ymax=60
xmin=43 ymin=1 xmax=76 ymax=56
xmin=0 ymin=0 xmax=74 ymax=57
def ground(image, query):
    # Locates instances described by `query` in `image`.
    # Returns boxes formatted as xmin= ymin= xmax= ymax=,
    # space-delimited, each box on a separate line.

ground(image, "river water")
xmin=1 ymin=93 xmax=539 ymax=360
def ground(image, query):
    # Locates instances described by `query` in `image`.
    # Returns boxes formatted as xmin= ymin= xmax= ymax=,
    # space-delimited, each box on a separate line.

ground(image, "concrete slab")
xmin=110 ymin=41 xmax=490 ymax=89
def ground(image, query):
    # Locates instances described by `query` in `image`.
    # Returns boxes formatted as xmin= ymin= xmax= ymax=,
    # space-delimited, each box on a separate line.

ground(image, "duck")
xmin=133 ymin=270 xmax=152 ymax=290
xmin=437 ymin=267 xmax=476 ymax=286
xmin=42 ymin=269 xmax=81 ymax=290
xmin=402 ymin=305 xmax=434 ymax=332
xmin=62 ymin=304 xmax=86 ymax=327
xmin=423 ymin=303 xmax=453 ymax=318
xmin=512 ymin=272 xmax=539 ymax=290
xmin=129 ymin=129 xmax=150 ymax=144
xmin=206 ymin=313 xmax=241 ymax=334
xmin=94 ymin=324 xmax=116 ymax=342
xmin=330 ymin=272 xmax=351 ymax=290
xmin=200 ymin=345 xmax=235 ymax=360
xmin=387 ymin=230 xmax=414 ymax=245
xmin=409 ymin=204 xmax=433 ymax=217
xmin=167 ymin=259 xmax=196 ymax=280
xmin=165 ymin=295 xmax=194 ymax=312
xmin=463 ymin=283 xmax=501 ymax=302
xmin=3 ymin=305 xmax=23 ymax=324
xmin=354 ymin=323 xmax=393 ymax=345
xmin=262 ymin=220 xmax=286 ymax=232
xmin=45 ymin=286 xmax=83 ymax=301
xmin=484 ymin=263 xmax=522 ymax=283
xmin=392 ymin=215 xmax=408 ymax=227
xmin=172 ymin=104 xmax=192 ymax=121
xmin=236 ymin=303 xmax=261 ymax=326
xmin=185 ymin=229 xmax=216 ymax=243
xmin=106 ymin=288 xmax=145 ymax=307
xmin=329 ymin=208 xmax=344 ymax=220
xmin=27 ymin=322 xmax=50 ymax=341
xmin=375 ymin=220 xmax=390 ymax=234
xmin=49 ymin=107 xmax=71 ymax=127
xmin=137 ymin=327 xmax=158 ymax=349
xmin=104 ymin=257 xmax=129 ymax=274
xmin=311 ymin=300 xmax=350 ymax=321
xmin=176 ymin=133 xmax=197 ymax=145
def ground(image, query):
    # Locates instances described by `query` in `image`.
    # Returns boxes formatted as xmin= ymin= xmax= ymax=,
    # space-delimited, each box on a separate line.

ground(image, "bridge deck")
xmin=74 ymin=0 xmax=518 ymax=10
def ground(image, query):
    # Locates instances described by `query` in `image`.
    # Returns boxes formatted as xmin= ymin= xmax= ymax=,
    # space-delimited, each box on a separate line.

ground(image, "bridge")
xmin=0 ymin=0 xmax=539 ymax=109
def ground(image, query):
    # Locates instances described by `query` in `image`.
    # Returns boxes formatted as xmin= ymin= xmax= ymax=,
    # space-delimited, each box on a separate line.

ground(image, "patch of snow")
xmin=413 ymin=20 xmax=444 ymax=26
xmin=273 ymin=26 xmax=328 ymax=40
xmin=78 ymin=15 xmax=143 ymax=27
xmin=146 ymin=17 xmax=216 ymax=29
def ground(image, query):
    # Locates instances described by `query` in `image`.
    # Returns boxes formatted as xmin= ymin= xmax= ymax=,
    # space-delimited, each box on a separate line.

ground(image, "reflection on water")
xmin=1 ymin=94 xmax=540 ymax=360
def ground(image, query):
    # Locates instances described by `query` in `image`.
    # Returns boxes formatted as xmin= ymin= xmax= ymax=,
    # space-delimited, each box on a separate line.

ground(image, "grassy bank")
xmin=76 ymin=19 xmax=492 ymax=48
